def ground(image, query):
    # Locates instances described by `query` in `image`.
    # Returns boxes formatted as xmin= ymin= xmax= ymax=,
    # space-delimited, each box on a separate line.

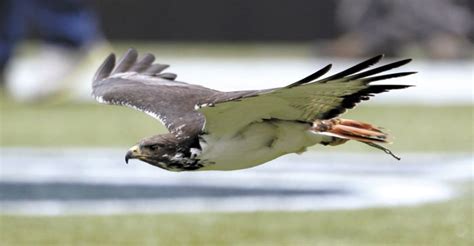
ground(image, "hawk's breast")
xmin=197 ymin=120 xmax=324 ymax=170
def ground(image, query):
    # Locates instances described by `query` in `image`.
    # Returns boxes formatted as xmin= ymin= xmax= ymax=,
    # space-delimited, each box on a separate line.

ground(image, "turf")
xmin=1 ymin=95 xmax=472 ymax=152
xmin=0 ymin=184 xmax=472 ymax=246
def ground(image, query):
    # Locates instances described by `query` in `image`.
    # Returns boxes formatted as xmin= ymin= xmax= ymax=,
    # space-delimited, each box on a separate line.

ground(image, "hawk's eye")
xmin=148 ymin=144 xmax=163 ymax=151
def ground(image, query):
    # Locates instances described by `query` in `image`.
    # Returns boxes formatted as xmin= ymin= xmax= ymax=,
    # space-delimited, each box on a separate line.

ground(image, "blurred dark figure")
xmin=0 ymin=0 xmax=107 ymax=101
xmin=325 ymin=0 xmax=473 ymax=58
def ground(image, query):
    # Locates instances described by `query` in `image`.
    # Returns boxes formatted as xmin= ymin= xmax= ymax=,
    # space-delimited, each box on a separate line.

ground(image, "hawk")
xmin=92 ymin=49 xmax=414 ymax=172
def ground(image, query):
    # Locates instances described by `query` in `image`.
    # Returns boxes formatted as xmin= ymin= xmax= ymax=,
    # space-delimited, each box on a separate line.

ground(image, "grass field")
xmin=0 ymin=184 xmax=472 ymax=245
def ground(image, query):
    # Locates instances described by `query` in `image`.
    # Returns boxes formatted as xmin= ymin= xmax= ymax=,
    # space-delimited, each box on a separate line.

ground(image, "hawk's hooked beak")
xmin=125 ymin=145 xmax=141 ymax=164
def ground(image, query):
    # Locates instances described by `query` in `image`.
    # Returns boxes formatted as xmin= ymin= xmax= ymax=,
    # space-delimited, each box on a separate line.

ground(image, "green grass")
xmin=1 ymin=95 xmax=472 ymax=151
xmin=1 ymin=184 xmax=472 ymax=246
xmin=0 ymin=95 xmax=165 ymax=147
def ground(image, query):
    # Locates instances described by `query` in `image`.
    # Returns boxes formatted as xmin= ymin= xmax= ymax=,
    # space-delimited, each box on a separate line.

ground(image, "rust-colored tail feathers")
xmin=311 ymin=119 xmax=401 ymax=160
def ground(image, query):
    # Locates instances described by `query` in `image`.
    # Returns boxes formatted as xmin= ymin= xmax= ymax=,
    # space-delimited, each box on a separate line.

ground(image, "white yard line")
xmin=0 ymin=148 xmax=472 ymax=215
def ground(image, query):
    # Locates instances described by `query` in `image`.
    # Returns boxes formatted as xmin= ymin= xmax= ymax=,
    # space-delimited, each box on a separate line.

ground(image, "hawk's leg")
xmin=312 ymin=118 xmax=388 ymax=143
xmin=310 ymin=118 xmax=400 ymax=160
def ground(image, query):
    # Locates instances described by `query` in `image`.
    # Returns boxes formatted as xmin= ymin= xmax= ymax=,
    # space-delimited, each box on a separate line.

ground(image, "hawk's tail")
xmin=311 ymin=118 xmax=401 ymax=160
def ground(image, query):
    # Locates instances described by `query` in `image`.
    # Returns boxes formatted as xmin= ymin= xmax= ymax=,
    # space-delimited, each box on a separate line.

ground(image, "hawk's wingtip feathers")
xmin=348 ymin=58 xmax=413 ymax=81
xmin=319 ymin=54 xmax=385 ymax=82
xmin=287 ymin=64 xmax=332 ymax=88
xmin=362 ymin=71 xmax=417 ymax=83
xmin=93 ymin=48 xmax=177 ymax=83
xmin=287 ymin=54 xmax=413 ymax=88
xmin=112 ymin=48 xmax=138 ymax=74
xmin=130 ymin=53 xmax=156 ymax=72
xmin=93 ymin=53 xmax=115 ymax=82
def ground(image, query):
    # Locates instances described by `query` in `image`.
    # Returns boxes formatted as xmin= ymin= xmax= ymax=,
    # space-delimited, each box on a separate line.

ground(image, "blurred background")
xmin=0 ymin=0 xmax=473 ymax=245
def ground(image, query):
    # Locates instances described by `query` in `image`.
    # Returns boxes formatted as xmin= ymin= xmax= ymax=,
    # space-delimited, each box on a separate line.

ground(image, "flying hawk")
xmin=92 ymin=49 xmax=414 ymax=172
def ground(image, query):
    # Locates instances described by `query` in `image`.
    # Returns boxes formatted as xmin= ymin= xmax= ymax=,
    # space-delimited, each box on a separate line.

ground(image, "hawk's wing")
xmin=92 ymin=49 xmax=218 ymax=139
xmin=197 ymin=55 xmax=415 ymax=136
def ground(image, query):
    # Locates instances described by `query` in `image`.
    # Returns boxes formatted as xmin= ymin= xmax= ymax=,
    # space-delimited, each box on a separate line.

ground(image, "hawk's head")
xmin=125 ymin=134 xmax=179 ymax=168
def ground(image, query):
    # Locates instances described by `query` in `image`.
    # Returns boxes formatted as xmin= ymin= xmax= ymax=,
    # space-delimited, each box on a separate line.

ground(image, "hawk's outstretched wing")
xmin=197 ymin=55 xmax=415 ymax=136
xmin=92 ymin=48 xmax=218 ymax=139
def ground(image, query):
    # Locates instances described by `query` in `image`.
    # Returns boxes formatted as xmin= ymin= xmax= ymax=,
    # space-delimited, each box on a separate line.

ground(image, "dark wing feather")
xmin=285 ymin=64 xmax=332 ymax=88
xmin=92 ymin=48 xmax=218 ymax=139
xmin=319 ymin=54 xmax=384 ymax=82
xmin=362 ymin=72 xmax=416 ymax=83
xmin=129 ymin=53 xmax=156 ymax=72
xmin=198 ymin=55 xmax=415 ymax=136
xmin=143 ymin=64 xmax=170 ymax=75
xmin=347 ymin=58 xmax=412 ymax=81
xmin=93 ymin=53 xmax=115 ymax=82
xmin=112 ymin=48 xmax=137 ymax=74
